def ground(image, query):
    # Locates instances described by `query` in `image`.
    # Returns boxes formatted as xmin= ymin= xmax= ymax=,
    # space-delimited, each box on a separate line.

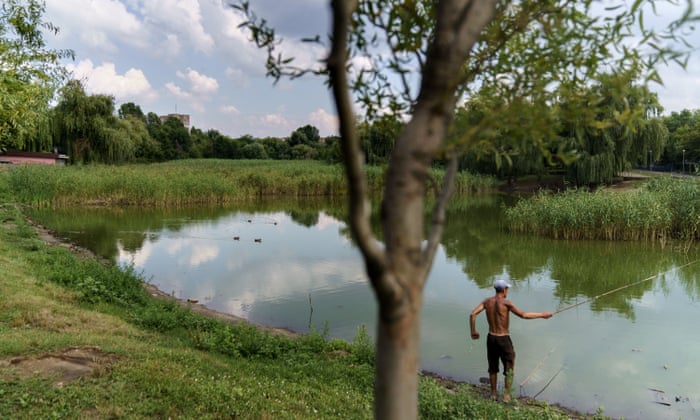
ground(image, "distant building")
xmin=0 ymin=151 xmax=69 ymax=165
xmin=159 ymin=113 xmax=190 ymax=129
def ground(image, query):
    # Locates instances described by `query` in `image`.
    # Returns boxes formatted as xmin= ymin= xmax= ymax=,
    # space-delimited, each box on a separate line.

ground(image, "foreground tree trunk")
xmin=374 ymin=288 xmax=422 ymax=419
xmin=328 ymin=1 xmax=498 ymax=418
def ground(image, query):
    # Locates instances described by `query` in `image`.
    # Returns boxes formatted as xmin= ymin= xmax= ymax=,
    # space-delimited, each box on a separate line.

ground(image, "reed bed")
xmin=436 ymin=168 xmax=498 ymax=194
xmin=3 ymin=159 xmax=495 ymax=207
xmin=505 ymin=176 xmax=700 ymax=242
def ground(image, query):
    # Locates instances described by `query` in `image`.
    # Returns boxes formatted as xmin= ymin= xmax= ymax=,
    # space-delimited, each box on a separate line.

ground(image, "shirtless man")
xmin=469 ymin=279 xmax=552 ymax=402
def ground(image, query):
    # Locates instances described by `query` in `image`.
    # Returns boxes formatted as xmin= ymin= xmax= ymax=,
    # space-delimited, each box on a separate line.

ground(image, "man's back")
xmin=483 ymin=296 xmax=511 ymax=336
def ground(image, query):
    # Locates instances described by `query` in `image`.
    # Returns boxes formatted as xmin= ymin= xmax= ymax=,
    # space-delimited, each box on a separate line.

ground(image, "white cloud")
xmin=48 ymin=0 xmax=699 ymax=141
xmin=349 ymin=56 xmax=374 ymax=76
xmin=130 ymin=0 xmax=215 ymax=54
xmin=165 ymin=82 xmax=191 ymax=99
xmin=220 ymin=105 xmax=240 ymax=114
xmin=46 ymin=0 xmax=149 ymax=53
xmin=274 ymin=40 xmax=327 ymax=74
xmin=225 ymin=67 xmax=249 ymax=87
xmin=211 ymin=3 xmax=268 ymax=72
xmin=67 ymin=60 xmax=158 ymax=102
xmin=177 ymin=68 xmax=219 ymax=94
xmin=158 ymin=33 xmax=182 ymax=58
xmin=169 ymin=98 xmax=206 ymax=114
xmin=656 ymin=58 xmax=700 ymax=114
xmin=261 ymin=113 xmax=293 ymax=128
xmin=308 ymin=108 xmax=338 ymax=136
xmin=164 ymin=69 xmax=219 ymax=113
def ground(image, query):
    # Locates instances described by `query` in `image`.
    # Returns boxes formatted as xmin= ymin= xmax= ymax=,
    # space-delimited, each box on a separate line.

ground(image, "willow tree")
xmin=234 ymin=0 xmax=695 ymax=417
xmin=558 ymin=72 xmax=669 ymax=185
xmin=0 ymin=0 xmax=72 ymax=151
xmin=450 ymin=97 xmax=552 ymax=183
xmin=52 ymin=80 xmax=137 ymax=163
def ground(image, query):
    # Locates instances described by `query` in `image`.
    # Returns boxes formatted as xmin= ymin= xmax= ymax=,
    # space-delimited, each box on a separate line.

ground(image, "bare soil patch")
xmin=0 ymin=346 xmax=120 ymax=386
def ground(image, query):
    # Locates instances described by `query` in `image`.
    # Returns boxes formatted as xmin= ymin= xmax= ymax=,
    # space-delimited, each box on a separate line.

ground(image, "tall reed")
xmin=505 ymin=176 xmax=700 ymax=242
xmin=3 ymin=160 xmax=496 ymax=207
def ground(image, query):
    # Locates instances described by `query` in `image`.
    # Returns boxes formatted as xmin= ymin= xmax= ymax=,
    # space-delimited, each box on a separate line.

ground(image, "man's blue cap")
xmin=494 ymin=279 xmax=512 ymax=291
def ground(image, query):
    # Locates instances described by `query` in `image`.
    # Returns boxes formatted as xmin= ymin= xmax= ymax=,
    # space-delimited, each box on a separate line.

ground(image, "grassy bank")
xmin=505 ymin=176 xmax=700 ymax=243
xmin=0 ymin=167 xmax=593 ymax=418
xmin=4 ymin=159 xmax=496 ymax=207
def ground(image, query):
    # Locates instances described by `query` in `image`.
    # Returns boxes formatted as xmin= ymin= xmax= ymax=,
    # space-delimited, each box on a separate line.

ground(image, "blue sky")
xmin=43 ymin=0 xmax=699 ymax=139
xmin=43 ymin=0 xmax=335 ymax=138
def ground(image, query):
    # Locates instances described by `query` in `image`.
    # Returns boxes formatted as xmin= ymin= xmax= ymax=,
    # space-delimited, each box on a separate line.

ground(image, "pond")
xmin=27 ymin=194 xmax=700 ymax=420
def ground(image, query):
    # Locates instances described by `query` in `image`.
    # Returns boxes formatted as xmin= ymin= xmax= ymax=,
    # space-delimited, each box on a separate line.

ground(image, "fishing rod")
xmin=553 ymin=258 xmax=700 ymax=315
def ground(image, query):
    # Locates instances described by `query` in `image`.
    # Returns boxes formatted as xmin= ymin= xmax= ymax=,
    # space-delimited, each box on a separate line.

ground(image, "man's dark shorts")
xmin=487 ymin=334 xmax=515 ymax=374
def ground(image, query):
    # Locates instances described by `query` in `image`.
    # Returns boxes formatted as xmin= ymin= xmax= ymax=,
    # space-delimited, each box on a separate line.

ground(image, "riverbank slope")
xmin=0 ymin=205 xmax=606 ymax=418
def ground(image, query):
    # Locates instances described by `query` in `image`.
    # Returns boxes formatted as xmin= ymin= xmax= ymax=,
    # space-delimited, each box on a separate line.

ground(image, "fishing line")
xmin=519 ymin=345 xmax=557 ymax=396
xmin=553 ymin=258 xmax=700 ymax=315
xmin=533 ymin=364 xmax=565 ymax=399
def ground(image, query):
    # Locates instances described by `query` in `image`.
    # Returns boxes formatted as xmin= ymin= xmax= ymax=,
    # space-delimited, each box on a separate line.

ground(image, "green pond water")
xmin=27 ymin=195 xmax=700 ymax=419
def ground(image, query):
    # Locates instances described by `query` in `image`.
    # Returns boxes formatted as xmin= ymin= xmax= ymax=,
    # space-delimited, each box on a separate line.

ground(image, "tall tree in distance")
xmin=234 ymin=0 xmax=697 ymax=417
xmin=158 ymin=116 xmax=192 ymax=160
xmin=664 ymin=109 xmax=700 ymax=168
xmin=118 ymin=102 xmax=146 ymax=122
xmin=289 ymin=124 xmax=320 ymax=147
xmin=289 ymin=124 xmax=321 ymax=160
xmin=118 ymin=102 xmax=160 ymax=162
xmin=359 ymin=116 xmax=401 ymax=165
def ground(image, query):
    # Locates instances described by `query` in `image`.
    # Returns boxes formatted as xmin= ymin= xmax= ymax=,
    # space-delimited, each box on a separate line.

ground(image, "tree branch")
xmin=376 ymin=12 xmax=415 ymax=108
xmin=421 ymin=154 xmax=457 ymax=283
xmin=328 ymin=0 xmax=386 ymax=280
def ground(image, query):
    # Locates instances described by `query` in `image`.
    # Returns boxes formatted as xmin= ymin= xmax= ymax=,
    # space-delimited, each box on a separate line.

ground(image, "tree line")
xmin=454 ymin=76 xmax=700 ymax=185
xmin=13 ymin=75 xmax=700 ymax=185
xmin=46 ymin=79 xmax=344 ymax=164
xmin=3 ymin=1 xmax=698 ymax=187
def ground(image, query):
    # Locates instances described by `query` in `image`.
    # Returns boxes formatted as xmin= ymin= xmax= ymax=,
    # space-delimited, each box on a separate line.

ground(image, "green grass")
xmin=0 ymin=193 xmax=373 ymax=418
xmin=0 ymin=166 xmax=596 ymax=419
xmin=3 ymin=160 xmax=496 ymax=207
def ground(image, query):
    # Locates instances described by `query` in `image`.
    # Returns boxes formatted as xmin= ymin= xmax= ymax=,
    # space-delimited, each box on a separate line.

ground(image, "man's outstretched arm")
xmin=507 ymin=301 xmax=552 ymax=319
